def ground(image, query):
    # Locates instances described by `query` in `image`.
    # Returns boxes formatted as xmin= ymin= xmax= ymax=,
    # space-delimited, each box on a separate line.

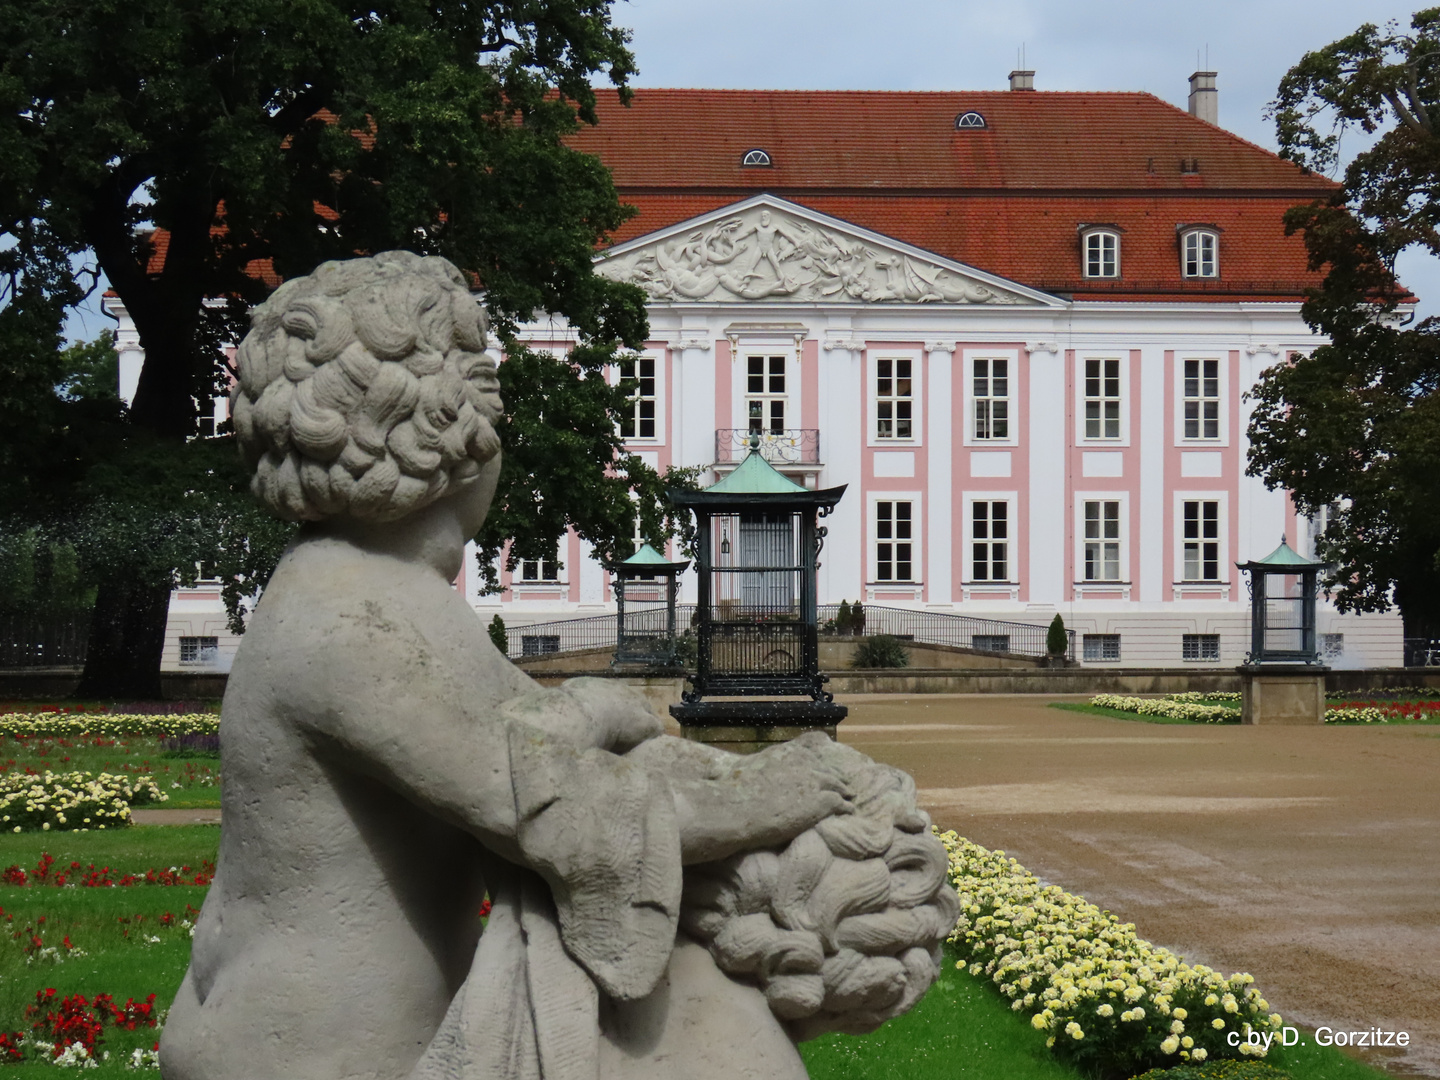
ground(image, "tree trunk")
xmin=74 ymin=577 xmax=173 ymax=700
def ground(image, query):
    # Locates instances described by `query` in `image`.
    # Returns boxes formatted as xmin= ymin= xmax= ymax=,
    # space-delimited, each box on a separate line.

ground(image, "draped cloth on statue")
xmin=410 ymin=724 xmax=683 ymax=1080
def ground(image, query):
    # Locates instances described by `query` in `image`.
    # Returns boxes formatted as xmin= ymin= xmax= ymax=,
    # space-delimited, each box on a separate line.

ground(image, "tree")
xmin=0 ymin=0 xmax=682 ymax=695
xmin=1251 ymin=9 xmax=1440 ymax=640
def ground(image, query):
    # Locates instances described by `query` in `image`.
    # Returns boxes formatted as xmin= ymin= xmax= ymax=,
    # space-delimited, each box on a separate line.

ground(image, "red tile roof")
xmin=573 ymin=89 xmax=1341 ymax=300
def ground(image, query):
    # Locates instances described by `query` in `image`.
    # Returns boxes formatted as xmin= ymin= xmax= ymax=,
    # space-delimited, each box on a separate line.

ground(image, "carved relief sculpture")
xmin=159 ymin=251 xmax=955 ymax=1080
xmin=597 ymin=202 xmax=1025 ymax=305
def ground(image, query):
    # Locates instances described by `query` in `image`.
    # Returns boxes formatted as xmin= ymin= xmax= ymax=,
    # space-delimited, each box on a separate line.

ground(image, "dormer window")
xmin=1180 ymin=227 xmax=1220 ymax=278
xmin=1080 ymin=227 xmax=1121 ymax=278
xmin=741 ymin=148 xmax=772 ymax=167
xmin=955 ymin=111 xmax=987 ymax=129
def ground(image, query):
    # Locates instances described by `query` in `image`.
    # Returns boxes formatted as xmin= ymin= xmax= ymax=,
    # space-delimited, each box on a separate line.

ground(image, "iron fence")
xmin=818 ymin=604 xmax=1074 ymax=661
xmin=714 ymin=429 xmax=821 ymax=465
xmin=1403 ymin=638 xmax=1440 ymax=667
xmin=0 ymin=613 xmax=90 ymax=668
xmin=501 ymin=603 xmax=1073 ymax=663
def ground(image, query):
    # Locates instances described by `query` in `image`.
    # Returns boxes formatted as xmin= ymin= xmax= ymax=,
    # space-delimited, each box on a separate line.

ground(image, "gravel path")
xmin=838 ymin=694 xmax=1440 ymax=1078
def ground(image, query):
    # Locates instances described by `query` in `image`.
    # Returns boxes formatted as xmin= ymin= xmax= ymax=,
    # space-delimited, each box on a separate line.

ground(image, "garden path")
xmin=835 ymin=694 xmax=1440 ymax=1078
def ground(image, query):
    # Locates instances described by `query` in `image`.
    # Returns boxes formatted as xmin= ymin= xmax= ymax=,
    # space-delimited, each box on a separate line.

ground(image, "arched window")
xmin=741 ymin=148 xmax=772 ymax=167
xmin=954 ymin=111 xmax=987 ymax=129
xmin=1081 ymin=229 xmax=1121 ymax=278
xmin=1180 ymin=228 xmax=1219 ymax=278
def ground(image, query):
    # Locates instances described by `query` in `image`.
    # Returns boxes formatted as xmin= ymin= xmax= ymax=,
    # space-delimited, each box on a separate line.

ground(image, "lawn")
xmin=0 ymin=827 xmax=1400 ymax=1079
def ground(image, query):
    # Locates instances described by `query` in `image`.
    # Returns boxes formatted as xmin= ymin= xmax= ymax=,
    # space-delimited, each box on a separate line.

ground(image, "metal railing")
xmin=818 ymin=604 xmax=1075 ymax=662
xmin=502 ymin=604 xmax=1073 ymax=663
xmin=0 ymin=613 xmax=91 ymax=668
xmin=1403 ymin=638 xmax=1440 ymax=667
xmin=715 ymin=429 xmax=821 ymax=465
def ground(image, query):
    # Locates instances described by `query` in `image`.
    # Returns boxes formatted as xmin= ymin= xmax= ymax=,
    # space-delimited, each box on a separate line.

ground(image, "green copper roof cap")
xmin=622 ymin=543 xmax=671 ymax=566
xmin=1247 ymin=534 xmax=1322 ymax=568
xmin=706 ymin=449 xmax=808 ymax=495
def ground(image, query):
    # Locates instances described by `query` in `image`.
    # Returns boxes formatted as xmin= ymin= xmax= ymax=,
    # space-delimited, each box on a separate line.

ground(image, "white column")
xmin=577 ymin=538 xmax=606 ymax=607
xmin=1027 ymin=342 xmax=1065 ymax=605
xmin=1138 ymin=345 xmax=1167 ymax=602
xmin=925 ymin=342 xmax=955 ymax=607
xmin=675 ymin=331 xmax=715 ymax=604
xmin=1240 ymin=345 xmax=1284 ymax=561
xmin=821 ymin=337 xmax=865 ymax=604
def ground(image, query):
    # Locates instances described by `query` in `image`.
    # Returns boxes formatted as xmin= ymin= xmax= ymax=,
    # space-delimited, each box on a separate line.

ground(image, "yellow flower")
xmin=1065 ymin=1022 xmax=1084 ymax=1040
xmin=1031 ymin=1014 xmax=1049 ymax=1031
xmin=1172 ymin=1008 xmax=1187 ymax=1020
xmin=1212 ymin=1018 xmax=1226 ymax=1030
xmin=1161 ymin=1036 xmax=1180 ymax=1054
xmin=1192 ymin=1048 xmax=1208 ymax=1063
xmin=1097 ymin=1004 xmax=1114 ymax=1018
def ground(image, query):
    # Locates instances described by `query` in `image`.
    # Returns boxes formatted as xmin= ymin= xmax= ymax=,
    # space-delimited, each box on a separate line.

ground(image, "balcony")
xmin=714 ymin=429 xmax=821 ymax=473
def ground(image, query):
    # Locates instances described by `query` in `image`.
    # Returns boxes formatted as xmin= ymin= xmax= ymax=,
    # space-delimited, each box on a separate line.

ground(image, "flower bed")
xmin=940 ymin=831 xmax=1281 ymax=1077
xmin=1090 ymin=695 xmax=1238 ymax=724
xmin=1088 ymin=694 xmax=1440 ymax=725
xmin=0 ymin=772 xmax=166 ymax=832
xmin=2 ymin=853 xmax=214 ymax=888
xmin=0 ymin=713 xmax=218 ymax=740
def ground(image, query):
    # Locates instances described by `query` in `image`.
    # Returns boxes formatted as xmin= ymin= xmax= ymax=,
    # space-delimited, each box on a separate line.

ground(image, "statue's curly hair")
xmin=679 ymin=746 xmax=960 ymax=1042
xmin=232 ymin=251 xmax=503 ymax=523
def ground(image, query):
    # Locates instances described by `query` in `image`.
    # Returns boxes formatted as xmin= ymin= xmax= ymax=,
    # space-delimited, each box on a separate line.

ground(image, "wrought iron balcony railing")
xmin=715 ymin=428 xmax=821 ymax=466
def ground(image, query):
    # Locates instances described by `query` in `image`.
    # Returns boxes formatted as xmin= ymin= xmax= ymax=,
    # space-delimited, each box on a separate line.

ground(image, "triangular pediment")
xmin=595 ymin=195 xmax=1059 ymax=307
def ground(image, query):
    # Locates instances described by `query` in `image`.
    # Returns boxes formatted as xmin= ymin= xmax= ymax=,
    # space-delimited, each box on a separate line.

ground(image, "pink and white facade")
xmin=114 ymin=83 xmax=1405 ymax=668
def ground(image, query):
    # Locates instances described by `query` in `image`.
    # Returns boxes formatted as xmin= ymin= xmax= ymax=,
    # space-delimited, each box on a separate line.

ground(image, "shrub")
xmin=0 ymin=771 xmax=166 ymax=831
xmin=487 ymin=614 xmax=508 ymax=655
xmin=940 ymin=831 xmax=1281 ymax=1077
xmin=836 ymin=599 xmax=852 ymax=635
xmin=1129 ymin=1062 xmax=1292 ymax=1080
xmin=1046 ymin=614 xmax=1068 ymax=657
xmin=851 ymin=634 xmax=909 ymax=669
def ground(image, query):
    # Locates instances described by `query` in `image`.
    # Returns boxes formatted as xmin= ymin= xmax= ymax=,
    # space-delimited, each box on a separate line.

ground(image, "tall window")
xmin=747 ymin=355 xmax=786 ymax=434
xmin=1183 ymin=359 xmax=1219 ymax=439
xmin=875 ymin=501 xmax=914 ymax=582
xmin=1084 ymin=358 xmax=1122 ymax=439
xmin=973 ymin=357 xmax=1009 ymax=439
xmin=1084 ymin=231 xmax=1119 ymax=278
xmin=518 ymin=546 xmax=562 ymax=583
xmin=971 ymin=501 xmax=1009 ymax=581
xmin=618 ymin=356 xmax=656 ymax=439
xmin=1182 ymin=500 xmax=1220 ymax=581
xmin=1083 ymin=500 xmax=1122 ymax=581
xmin=1182 ymin=230 xmax=1218 ymax=278
xmin=876 ymin=358 xmax=913 ymax=438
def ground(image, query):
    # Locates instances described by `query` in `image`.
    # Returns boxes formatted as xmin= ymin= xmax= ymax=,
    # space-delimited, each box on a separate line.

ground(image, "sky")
xmin=63 ymin=0 xmax=1434 ymax=340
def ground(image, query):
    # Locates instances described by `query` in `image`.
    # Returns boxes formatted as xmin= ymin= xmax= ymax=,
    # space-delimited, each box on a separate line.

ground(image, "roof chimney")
xmin=1009 ymin=70 xmax=1035 ymax=91
xmin=1188 ymin=70 xmax=1218 ymax=125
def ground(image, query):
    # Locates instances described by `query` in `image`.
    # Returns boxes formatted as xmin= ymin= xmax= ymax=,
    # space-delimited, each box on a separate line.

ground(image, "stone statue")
xmin=159 ymin=251 xmax=956 ymax=1080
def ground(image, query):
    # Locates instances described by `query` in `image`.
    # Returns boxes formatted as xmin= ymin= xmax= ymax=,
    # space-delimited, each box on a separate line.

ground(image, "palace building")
xmin=109 ymin=72 xmax=1405 ymax=669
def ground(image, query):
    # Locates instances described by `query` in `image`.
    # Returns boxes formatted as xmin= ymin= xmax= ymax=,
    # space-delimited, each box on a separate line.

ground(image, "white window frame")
xmin=733 ymin=344 xmax=799 ymax=435
xmin=611 ymin=348 xmax=664 ymax=444
xmin=869 ymin=493 xmax=922 ymax=585
xmin=1082 ymin=633 xmax=1122 ymax=662
xmin=965 ymin=495 xmax=1016 ymax=584
xmin=1075 ymin=493 xmax=1128 ymax=585
xmin=1174 ymin=492 xmax=1228 ymax=585
xmin=962 ymin=349 xmax=1019 ymax=446
xmin=514 ymin=538 xmax=566 ymax=587
xmin=1081 ymin=229 xmax=1120 ymax=278
xmin=1076 ymin=353 xmax=1129 ymax=445
xmin=1180 ymin=229 xmax=1219 ymax=279
xmin=867 ymin=348 xmax=922 ymax=445
xmin=179 ymin=636 xmax=220 ymax=666
xmin=1175 ymin=353 xmax=1227 ymax=445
